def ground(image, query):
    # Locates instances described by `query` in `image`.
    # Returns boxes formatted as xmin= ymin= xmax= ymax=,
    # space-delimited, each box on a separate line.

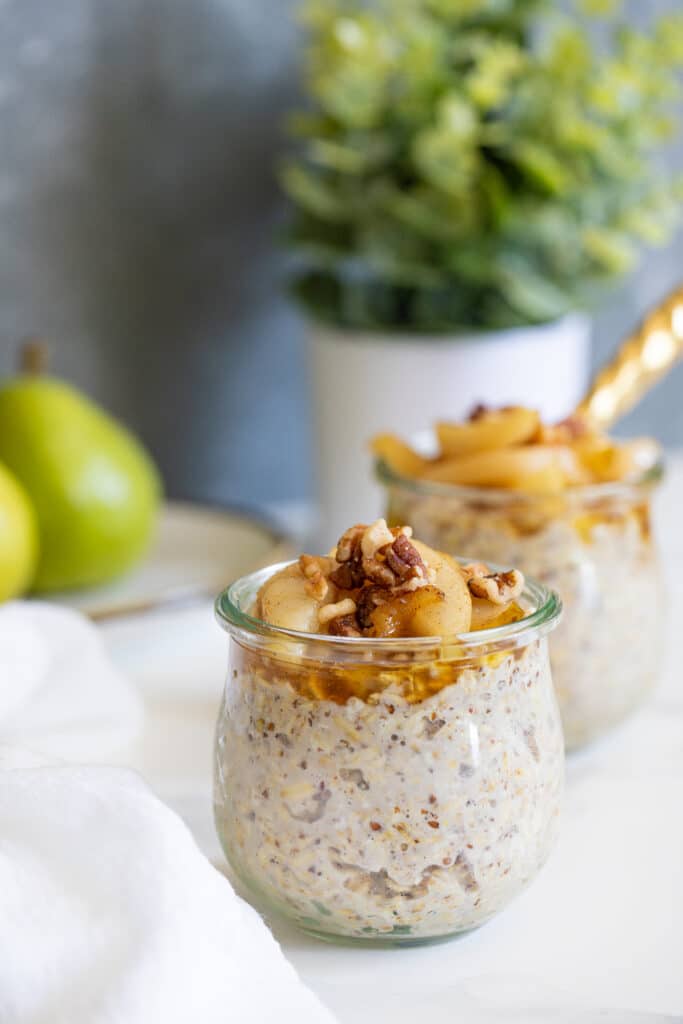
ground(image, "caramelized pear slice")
xmin=369 ymin=586 xmax=440 ymax=638
xmin=436 ymin=407 xmax=540 ymax=458
xmin=572 ymin=435 xmax=618 ymax=481
xmin=368 ymin=540 xmax=472 ymax=638
xmin=421 ymin=445 xmax=586 ymax=490
xmin=412 ymin=541 xmax=472 ymax=634
xmin=371 ymin=434 xmax=432 ymax=479
xmin=257 ymin=563 xmax=322 ymax=632
xmin=370 ymin=584 xmax=471 ymax=638
xmin=574 ymin=436 xmax=659 ymax=483
xmin=469 ymin=598 xmax=525 ymax=631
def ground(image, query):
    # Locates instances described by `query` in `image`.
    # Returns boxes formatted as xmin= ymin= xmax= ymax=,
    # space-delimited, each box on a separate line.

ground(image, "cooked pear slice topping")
xmin=372 ymin=405 xmax=660 ymax=491
xmin=371 ymin=434 xmax=434 ymax=478
xmin=255 ymin=520 xmax=523 ymax=640
xmin=420 ymin=445 xmax=586 ymax=492
xmin=436 ymin=406 xmax=540 ymax=458
xmin=469 ymin=597 xmax=525 ymax=631
xmin=257 ymin=563 xmax=322 ymax=633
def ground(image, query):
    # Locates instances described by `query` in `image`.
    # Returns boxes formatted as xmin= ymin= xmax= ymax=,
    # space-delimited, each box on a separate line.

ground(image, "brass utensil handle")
xmin=577 ymin=284 xmax=683 ymax=430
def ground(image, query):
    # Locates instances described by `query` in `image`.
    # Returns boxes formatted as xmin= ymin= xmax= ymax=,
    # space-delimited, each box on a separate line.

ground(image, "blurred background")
xmin=0 ymin=0 xmax=681 ymax=514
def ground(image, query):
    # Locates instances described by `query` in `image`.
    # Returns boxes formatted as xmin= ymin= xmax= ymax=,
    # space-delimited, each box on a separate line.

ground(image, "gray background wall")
xmin=0 ymin=0 xmax=681 ymax=512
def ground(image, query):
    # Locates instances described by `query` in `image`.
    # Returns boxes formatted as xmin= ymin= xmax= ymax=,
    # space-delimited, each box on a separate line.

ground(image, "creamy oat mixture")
xmin=373 ymin=407 xmax=664 ymax=748
xmin=387 ymin=491 xmax=663 ymax=749
xmin=214 ymin=643 xmax=562 ymax=940
xmin=214 ymin=521 xmax=563 ymax=941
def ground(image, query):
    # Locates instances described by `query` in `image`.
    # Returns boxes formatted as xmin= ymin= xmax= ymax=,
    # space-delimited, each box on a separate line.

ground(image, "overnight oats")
xmin=214 ymin=519 xmax=563 ymax=944
xmin=373 ymin=407 xmax=665 ymax=749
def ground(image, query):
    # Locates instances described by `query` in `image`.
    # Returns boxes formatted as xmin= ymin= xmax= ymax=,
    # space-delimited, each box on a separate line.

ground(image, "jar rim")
xmin=215 ymin=557 xmax=562 ymax=657
xmin=374 ymin=450 xmax=664 ymax=505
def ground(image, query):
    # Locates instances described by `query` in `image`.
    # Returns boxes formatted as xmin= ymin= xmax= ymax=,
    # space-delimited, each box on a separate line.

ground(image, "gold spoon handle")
xmin=576 ymin=283 xmax=683 ymax=430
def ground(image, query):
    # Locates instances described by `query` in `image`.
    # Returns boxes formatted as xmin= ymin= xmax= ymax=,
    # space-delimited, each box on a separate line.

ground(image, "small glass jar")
xmin=377 ymin=455 xmax=665 ymax=750
xmin=214 ymin=563 xmax=563 ymax=945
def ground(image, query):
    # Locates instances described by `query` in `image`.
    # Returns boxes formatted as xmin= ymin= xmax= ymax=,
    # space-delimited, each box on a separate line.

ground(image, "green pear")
xmin=0 ymin=360 xmax=161 ymax=592
xmin=0 ymin=461 xmax=38 ymax=599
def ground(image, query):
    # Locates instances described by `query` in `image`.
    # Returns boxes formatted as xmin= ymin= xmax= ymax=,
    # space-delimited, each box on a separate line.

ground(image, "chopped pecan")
xmin=335 ymin=525 xmax=365 ymax=563
xmin=362 ymin=557 xmax=397 ymax=588
xmin=299 ymin=555 xmax=330 ymax=601
xmin=319 ymin=597 xmax=357 ymax=625
xmin=360 ymin=518 xmax=395 ymax=559
xmin=328 ymin=614 xmax=362 ymax=637
xmin=329 ymin=561 xmax=364 ymax=590
xmin=332 ymin=524 xmax=369 ymax=590
xmin=327 ymin=520 xmax=447 ymax=635
xmin=385 ymin=533 xmax=427 ymax=582
xmin=463 ymin=564 xmax=524 ymax=605
xmin=334 ymin=520 xmax=403 ymax=589
xmin=462 ymin=561 xmax=488 ymax=580
xmin=400 ymin=574 xmax=432 ymax=592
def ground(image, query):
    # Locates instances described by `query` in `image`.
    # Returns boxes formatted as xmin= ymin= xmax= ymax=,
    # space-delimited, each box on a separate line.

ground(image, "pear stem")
xmin=20 ymin=338 xmax=49 ymax=375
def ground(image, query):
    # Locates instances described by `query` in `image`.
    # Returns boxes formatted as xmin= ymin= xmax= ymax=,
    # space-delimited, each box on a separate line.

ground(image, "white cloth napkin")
xmin=0 ymin=601 xmax=143 ymax=759
xmin=0 ymin=604 xmax=335 ymax=1023
xmin=0 ymin=751 xmax=335 ymax=1024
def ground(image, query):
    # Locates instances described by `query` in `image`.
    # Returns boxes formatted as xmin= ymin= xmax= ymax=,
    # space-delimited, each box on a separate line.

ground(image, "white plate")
xmin=54 ymin=500 xmax=290 ymax=620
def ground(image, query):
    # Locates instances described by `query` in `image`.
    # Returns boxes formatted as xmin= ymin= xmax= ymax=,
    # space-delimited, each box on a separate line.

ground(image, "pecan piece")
xmin=319 ymin=597 xmax=357 ymax=625
xmin=462 ymin=562 xmax=488 ymax=578
xmin=463 ymin=564 xmax=524 ymax=605
xmin=335 ymin=524 xmax=365 ymax=563
xmin=299 ymin=554 xmax=329 ymax=601
xmin=329 ymin=561 xmax=364 ymax=590
xmin=360 ymin=518 xmax=395 ymax=559
xmin=328 ymin=614 xmax=362 ymax=637
xmin=362 ymin=557 xmax=397 ymax=588
xmin=385 ymin=533 xmax=427 ymax=582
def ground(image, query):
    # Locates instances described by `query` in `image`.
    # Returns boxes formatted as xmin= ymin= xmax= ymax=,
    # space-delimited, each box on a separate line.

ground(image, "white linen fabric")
xmin=0 ymin=603 xmax=335 ymax=1024
xmin=0 ymin=601 xmax=143 ymax=759
xmin=0 ymin=754 xmax=335 ymax=1024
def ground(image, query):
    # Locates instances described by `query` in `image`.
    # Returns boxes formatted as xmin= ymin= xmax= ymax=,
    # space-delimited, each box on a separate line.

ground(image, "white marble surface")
xmin=100 ymin=459 xmax=683 ymax=1023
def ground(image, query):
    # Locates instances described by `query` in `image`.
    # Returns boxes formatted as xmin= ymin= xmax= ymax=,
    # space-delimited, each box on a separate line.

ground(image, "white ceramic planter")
xmin=308 ymin=315 xmax=591 ymax=547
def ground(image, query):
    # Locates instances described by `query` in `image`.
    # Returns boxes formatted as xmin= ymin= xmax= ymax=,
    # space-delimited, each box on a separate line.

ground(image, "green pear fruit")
xmin=0 ymin=461 xmax=38 ymax=599
xmin=0 ymin=369 xmax=161 ymax=592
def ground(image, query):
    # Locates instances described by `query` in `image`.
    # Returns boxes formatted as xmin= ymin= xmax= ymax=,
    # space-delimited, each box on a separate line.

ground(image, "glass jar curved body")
xmin=214 ymin=566 xmax=563 ymax=945
xmin=379 ymin=461 xmax=665 ymax=750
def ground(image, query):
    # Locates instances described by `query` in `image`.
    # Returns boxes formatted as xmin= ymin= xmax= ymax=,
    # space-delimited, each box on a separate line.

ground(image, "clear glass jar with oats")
xmin=373 ymin=407 xmax=665 ymax=749
xmin=214 ymin=520 xmax=563 ymax=945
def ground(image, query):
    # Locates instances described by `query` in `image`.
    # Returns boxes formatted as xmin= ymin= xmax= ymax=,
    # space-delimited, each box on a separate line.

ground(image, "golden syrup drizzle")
xmin=571 ymin=501 xmax=652 ymax=545
xmin=231 ymin=632 xmax=527 ymax=707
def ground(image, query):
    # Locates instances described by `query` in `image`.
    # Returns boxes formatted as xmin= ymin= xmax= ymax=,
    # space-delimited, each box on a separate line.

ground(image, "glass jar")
xmin=214 ymin=563 xmax=563 ymax=945
xmin=377 ymin=456 xmax=665 ymax=750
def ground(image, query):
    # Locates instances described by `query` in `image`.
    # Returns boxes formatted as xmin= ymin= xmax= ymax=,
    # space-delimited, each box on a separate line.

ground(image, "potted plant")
xmin=282 ymin=0 xmax=683 ymax=540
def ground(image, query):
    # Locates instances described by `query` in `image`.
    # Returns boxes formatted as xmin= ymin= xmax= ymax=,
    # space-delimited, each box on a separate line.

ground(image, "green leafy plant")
xmin=282 ymin=0 xmax=683 ymax=331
